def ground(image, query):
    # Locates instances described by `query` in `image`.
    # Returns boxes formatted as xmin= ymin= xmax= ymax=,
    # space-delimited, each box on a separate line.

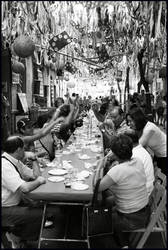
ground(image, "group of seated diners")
xmin=2 ymin=94 xmax=166 ymax=248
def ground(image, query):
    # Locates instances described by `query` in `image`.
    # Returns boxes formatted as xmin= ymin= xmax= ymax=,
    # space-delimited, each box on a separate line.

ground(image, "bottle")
xmin=55 ymin=139 xmax=63 ymax=167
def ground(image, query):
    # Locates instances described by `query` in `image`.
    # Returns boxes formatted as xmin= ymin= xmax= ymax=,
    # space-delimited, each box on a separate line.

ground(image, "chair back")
xmin=154 ymin=167 xmax=166 ymax=187
xmin=148 ymin=181 xmax=166 ymax=217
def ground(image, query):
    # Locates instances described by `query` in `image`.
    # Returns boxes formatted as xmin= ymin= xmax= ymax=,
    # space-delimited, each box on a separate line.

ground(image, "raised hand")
xmin=92 ymin=102 xmax=99 ymax=112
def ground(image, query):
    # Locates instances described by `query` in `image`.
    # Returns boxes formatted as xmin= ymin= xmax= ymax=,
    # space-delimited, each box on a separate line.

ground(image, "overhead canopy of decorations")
xmin=1 ymin=1 xmax=167 ymax=82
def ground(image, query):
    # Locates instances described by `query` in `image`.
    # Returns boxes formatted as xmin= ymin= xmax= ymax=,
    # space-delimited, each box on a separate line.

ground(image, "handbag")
xmin=83 ymin=179 xmax=113 ymax=237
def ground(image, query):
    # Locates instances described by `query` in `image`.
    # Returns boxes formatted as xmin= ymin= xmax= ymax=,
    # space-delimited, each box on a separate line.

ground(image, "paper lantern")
xmin=12 ymin=61 xmax=25 ymax=74
xmin=64 ymin=72 xmax=69 ymax=81
xmin=13 ymin=35 xmax=35 ymax=58
xmin=67 ymin=81 xmax=75 ymax=88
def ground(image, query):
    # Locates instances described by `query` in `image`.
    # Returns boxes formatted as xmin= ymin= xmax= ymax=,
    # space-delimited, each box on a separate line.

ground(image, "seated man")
xmin=99 ymin=106 xmax=132 ymax=153
xmin=1 ymin=136 xmax=60 ymax=247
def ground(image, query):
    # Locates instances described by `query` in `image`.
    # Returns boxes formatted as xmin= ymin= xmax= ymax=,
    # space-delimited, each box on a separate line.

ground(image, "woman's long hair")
xmin=127 ymin=107 xmax=148 ymax=131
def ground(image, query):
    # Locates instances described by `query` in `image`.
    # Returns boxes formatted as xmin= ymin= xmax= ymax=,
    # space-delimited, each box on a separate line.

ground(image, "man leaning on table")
xmin=1 ymin=136 xmax=50 ymax=247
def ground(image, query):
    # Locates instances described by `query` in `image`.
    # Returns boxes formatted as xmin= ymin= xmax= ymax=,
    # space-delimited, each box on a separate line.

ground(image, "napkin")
xmin=90 ymin=146 xmax=102 ymax=153
xmin=62 ymin=160 xmax=73 ymax=170
xmin=62 ymin=151 xmax=71 ymax=155
xmin=84 ymin=162 xmax=92 ymax=169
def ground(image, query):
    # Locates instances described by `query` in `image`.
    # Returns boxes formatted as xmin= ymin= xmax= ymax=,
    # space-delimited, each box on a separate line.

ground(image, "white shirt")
xmin=139 ymin=121 xmax=166 ymax=157
xmin=107 ymin=157 xmax=148 ymax=214
xmin=2 ymin=152 xmax=33 ymax=207
xmin=133 ymin=144 xmax=154 ymax=196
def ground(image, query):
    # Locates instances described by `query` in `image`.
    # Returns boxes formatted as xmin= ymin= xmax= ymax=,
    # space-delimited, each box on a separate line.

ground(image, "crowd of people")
xmin=2 ymin=90 xmax=166 ymax=248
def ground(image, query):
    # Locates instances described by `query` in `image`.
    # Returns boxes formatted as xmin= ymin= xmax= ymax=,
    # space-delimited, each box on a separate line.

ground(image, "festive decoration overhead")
xmin=1 ymin=1 xmax=167 ymax=82
xmin=67 ymin=81 xmax=75 ymax=88
xmin=64 ymin=61 xmax=77 ymax=74
xmin=49 ymin=31 xmax=72 ymax=51
xmin=12 ymin=61 xmax=25 ymax=74
xmin=13 ymin=35 xmax=35 ymax=58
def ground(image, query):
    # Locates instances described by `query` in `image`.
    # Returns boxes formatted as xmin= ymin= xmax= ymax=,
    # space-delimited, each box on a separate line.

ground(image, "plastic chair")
xmin=126 ymin=182 xmax=167 ymax=248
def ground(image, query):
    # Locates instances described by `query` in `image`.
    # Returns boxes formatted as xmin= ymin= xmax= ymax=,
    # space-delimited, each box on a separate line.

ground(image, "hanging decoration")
xmin=67 ymin=81 xmax=75 ymax=88
xmin=49 ymin=31 xmax=72 ymax=51
xmin=64 ymin=72 xmax=69 ymax=81
xmin=1 ymin=1 xmax=166 ymax=86
xmin=12 ymin=60 xmax=25 ymax=74
xmin=64 ymin=61 xmax=77 ymax=74
xmin=13 ymin=35 xmax=35 ymax=58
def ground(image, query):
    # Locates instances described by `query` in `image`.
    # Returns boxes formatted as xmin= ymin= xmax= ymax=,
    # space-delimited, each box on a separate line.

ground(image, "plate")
xmin=71 ymin=182 xmax=89 ymax=191
xmin=78 ymin=154 xmax=91 ymax=160
xmin=62 ymin=151 xmax=71 ymax=155
xmin=48 ymin=169 xmax=68 ymax=176
xmin=48 ymin=176 xmax=65 ymax=182
xmin=77 ymin=170 xmax=90 ymax=178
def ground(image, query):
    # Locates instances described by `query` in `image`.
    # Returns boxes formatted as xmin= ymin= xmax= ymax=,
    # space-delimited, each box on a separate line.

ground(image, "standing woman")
xmin=126 ymin=107 xmax=166 ymax=174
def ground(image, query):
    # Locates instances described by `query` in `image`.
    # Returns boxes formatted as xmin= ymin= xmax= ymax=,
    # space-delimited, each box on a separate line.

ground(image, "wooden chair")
xmin=154 ymin=168 xmax=167 ymax=246
xmin=1 ymin=224 xmax=16 ymax=248
xmin=154 ymin=167 xmax=167 ymax=187
xmin=127 ymin=181 xmax=167 ymax=248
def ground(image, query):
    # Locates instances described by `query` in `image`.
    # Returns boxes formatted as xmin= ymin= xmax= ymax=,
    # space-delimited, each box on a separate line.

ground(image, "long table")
xmin=27 ymin=113 xmax=104 ymax=248
xmin=28 ymin=115 xmax=103 ymax=202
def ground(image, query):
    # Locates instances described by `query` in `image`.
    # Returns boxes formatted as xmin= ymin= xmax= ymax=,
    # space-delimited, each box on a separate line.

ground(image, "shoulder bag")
xmin=83 ymin=179 xmax=113 ymax=237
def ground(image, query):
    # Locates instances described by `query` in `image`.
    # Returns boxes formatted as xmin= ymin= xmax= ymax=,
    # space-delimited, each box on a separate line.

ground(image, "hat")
xmin=17 ymin=118 xmax=35 ymax=131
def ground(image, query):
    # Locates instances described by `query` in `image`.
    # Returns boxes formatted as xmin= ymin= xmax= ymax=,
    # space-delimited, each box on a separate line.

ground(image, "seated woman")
xmin=98 ymin=134 xmax=150 ymax=248
xmin=126 ymin=107 xmax=166 ymax=174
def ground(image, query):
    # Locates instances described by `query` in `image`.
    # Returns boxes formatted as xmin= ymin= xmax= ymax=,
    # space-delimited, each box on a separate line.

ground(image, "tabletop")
xmin=28 ymin=114 xmax=104 ymax=203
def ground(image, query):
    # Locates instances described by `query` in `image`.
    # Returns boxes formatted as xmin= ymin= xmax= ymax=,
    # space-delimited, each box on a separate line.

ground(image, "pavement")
xmin=26 ymin=205 xmax=166 ymax=249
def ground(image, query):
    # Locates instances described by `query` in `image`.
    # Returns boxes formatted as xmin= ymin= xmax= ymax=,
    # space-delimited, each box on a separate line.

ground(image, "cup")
xmin=55 ymin=153 xmax=62 ymax=168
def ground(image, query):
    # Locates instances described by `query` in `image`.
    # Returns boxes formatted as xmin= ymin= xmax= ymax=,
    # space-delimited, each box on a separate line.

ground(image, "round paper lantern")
xmin=12 ymin=61 xmax=25 ymax=74
xmin=13 ymin=35 xmax=35 ymax=58
xmin=67 ymin=81 xmax=75 ymax=88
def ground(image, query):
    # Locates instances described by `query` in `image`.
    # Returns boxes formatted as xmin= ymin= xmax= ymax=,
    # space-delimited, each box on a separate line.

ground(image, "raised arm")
xmin=63 ymin=104 xmax=75 ymax=125
xmin=92 ymin=102 xmax=105 ymax=122
xmin=23 ymin=110 xmax=63 ymax=144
